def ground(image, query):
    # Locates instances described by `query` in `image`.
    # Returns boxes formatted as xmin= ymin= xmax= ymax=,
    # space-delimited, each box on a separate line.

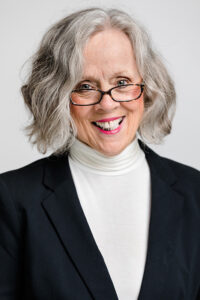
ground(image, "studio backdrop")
xmin=0 ymin=0 xmax=199 ymax=172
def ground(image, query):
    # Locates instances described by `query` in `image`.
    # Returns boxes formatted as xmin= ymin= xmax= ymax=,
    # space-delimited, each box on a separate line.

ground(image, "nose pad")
xmin=95 ymin=93 xmax=120 ymax=111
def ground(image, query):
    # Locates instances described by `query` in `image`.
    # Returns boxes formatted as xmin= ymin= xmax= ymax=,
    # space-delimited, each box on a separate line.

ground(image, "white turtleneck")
xmin=68 ymin=137 xmax=151 ymax=300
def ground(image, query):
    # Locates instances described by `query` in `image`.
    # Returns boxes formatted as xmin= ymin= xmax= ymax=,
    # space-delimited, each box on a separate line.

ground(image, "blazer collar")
xmin=42 ymin=140 xmax=184 ymax=300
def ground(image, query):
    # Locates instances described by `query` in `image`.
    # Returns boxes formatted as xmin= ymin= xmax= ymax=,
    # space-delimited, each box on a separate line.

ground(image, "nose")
xmin=95 ymin=92 xmax=120 ymax=112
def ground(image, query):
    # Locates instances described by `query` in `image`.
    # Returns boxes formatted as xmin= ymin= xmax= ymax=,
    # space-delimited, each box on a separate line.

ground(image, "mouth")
xmin=92 ymin=116 xmax=125 ymax=133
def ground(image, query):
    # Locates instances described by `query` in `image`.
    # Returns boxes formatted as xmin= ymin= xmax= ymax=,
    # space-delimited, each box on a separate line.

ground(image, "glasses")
xmin=70 ymin=83 xmax=145 ymax=106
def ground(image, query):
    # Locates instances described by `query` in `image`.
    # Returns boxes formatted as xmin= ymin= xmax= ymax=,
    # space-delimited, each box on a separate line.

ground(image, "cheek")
xmin=70 ymin=106 xmax=88 ymax=124
xmin=70 ymin=106 xmax=93 ymax=135
xmin=137 ymin=97 xmax=144 ymax=121
xmin=124 ymin=97 xmax=144 ymax=121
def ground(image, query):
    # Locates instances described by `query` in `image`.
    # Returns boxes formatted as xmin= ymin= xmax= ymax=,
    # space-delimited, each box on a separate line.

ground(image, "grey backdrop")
xmin=0 ymin=0 xmax=199 ymax=172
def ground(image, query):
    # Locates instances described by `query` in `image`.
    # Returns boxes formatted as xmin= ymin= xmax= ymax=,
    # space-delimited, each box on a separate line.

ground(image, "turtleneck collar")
xmin=69 ymin=136 xmax=145 ymax=175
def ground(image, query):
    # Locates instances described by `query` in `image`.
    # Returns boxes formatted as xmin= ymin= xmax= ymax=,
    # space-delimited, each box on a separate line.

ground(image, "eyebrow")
xmin=80 ymin=76 xmax=98 ymax=83
xmin=80 ymin=71 xmax=134 ymax=82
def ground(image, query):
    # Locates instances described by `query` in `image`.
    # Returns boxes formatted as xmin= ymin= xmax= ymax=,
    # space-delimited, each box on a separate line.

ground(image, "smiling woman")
xmin=20 ymin=8 xmax=175 ymax=155
xmin=0 ymin=7 xmax=200 ymax=300
xmin=70 ymin=29 xmax=144 ymax=156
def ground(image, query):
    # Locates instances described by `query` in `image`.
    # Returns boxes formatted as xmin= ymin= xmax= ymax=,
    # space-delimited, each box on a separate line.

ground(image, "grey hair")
xmin=21 ymin=7 xmax=176 ymax=154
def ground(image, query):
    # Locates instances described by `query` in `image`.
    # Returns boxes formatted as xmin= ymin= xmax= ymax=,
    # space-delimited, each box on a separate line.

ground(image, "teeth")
xmin=95 ymin=117 xmax=123 ymax=130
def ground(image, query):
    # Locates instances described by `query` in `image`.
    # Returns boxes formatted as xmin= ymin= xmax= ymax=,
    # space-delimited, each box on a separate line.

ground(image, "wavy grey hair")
xmin=21 ymin=7 xmax=176 ymax=154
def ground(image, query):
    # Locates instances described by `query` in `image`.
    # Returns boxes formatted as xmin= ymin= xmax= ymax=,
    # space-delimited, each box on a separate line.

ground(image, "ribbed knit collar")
xmin=69 ymin=136 xmax=145 ymax=175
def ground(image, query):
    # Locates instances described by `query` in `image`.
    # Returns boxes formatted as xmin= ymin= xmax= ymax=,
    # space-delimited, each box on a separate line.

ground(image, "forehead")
xmin=82 ymin=29 xmax=138 ymax=79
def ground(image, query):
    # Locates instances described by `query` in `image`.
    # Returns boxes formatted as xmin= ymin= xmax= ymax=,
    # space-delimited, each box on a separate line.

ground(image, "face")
xmin=70 ymin=29 xmax=144 ymax=156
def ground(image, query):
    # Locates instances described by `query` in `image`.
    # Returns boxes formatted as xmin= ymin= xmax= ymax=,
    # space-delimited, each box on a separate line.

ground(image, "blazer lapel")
xmin=42 ymin=155 xmax=118 ymax=300
xmin=138 ymin=141 xmax=184 ymax=299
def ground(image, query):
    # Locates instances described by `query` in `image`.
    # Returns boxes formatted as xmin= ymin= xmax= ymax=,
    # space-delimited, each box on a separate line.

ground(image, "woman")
xmin=0 ymin=7 xmax=200 ymax=300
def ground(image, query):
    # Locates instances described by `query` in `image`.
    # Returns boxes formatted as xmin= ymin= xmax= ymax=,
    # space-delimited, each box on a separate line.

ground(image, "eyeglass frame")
xmin=70 ymin=83 xmax=145 ymax=106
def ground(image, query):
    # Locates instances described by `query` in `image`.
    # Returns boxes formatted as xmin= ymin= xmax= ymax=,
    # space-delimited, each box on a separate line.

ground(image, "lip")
xmin=94 ymin=116 xmax=123 ymax=122
xmin=92 ymin=116 xmax=125 ymax=135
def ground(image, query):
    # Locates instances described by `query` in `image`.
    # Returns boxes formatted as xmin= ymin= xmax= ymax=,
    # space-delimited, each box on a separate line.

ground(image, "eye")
xmin=117 ymin=79 xmax=129 ymax=86
xmin=79 ymin=83 xmax=93 ymax=89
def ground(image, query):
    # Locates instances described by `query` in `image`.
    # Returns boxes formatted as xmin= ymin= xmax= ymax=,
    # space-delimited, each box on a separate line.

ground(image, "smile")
xmin=92 ymin=116 xmax=125 ymax=134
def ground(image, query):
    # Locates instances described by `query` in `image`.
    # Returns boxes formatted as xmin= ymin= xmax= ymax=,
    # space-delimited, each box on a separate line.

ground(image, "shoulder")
xmin=0 ymin=157 xmax=46 ymax=188
xmin=139 ymin=140 xmax=200 ymax=182
xmin=0 ymin=154 xmax=68 ymax=182
xmin=139 ymin=140 xmax=200 ymax=196
xmin=162 ymin=157 xmax=200 ymax=206
xmin=161 ymin=155 xmax=200 ymax=197
xmin=161 ymin=155 xmax=200 ymax=183
xmin=149 ymin=149 xmax=200 ymax=201
xmin=0 ymin=154 xmax=68 ymax=206
xmin=140 ymin=143 xmax=200 ymax=222
xmin=0 ymin=158 xmax=46 ymax=208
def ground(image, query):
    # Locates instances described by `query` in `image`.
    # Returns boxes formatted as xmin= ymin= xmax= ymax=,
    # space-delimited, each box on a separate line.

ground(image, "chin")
xmin=97 ymin=143 xmax=126 ymax=157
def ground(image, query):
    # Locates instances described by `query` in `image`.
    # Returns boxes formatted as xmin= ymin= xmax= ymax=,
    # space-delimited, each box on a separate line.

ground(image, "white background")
xmin=0 ymin=0 xmax=200 ymax=172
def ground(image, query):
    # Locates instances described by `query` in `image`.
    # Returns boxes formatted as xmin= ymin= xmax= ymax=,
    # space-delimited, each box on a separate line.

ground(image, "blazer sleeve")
xmin=0 ymin=176 xmax=22 ymax=299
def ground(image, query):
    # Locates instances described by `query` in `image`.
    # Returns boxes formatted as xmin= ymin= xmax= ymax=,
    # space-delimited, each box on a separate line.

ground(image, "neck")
xmin=69 ymin=136 xmax=145 ymax=175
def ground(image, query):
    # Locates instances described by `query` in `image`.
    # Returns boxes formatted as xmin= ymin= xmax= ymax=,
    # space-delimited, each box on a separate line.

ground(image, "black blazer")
xmin=0 ymin=140 xmax=200 ymax=300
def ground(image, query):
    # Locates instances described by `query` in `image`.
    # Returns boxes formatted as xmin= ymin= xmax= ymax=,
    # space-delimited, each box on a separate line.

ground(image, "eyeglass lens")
xmin=70 ymin=85 xmax=142 ymax=105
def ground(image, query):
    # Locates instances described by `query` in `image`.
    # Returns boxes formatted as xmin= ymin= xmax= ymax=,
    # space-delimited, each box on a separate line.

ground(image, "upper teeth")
xmin=95 ymin=117 xmax=123 ymax=130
